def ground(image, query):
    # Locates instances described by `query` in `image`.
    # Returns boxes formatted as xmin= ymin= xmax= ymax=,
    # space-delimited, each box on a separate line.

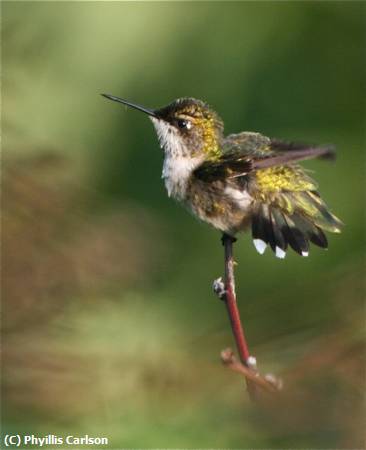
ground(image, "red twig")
xmin=221 ymin=348 xmax=282 ymax=394
xmin=221 ymin=234 xmax=258 ymax=399
xmin=222 ymin=234 xmax=251 ymax=363
xmin=213 ymin=234 xmax=282 ymax=399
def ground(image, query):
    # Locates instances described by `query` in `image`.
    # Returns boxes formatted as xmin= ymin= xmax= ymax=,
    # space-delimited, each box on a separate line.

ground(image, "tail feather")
xmin=282 ymin=215 xmax=310 ymax=256
xmin=251 ymin=183 xmax=342 ymax=257
xmin=309 ymin=226 xmax=328 ymax=248
xmin=252 ymin=206 xmax=310 ymax=258
xmin=270 ymin=209 xmax=287 ymax=258
xmin=290 ymin=191 xmax=343 ymax=233
xmin=262 ymin=205 xmax=276 ymax=252
xmin=292 ymin=214 xmax=328 ymax=249
xmin=251 ymin=202 xmax=338 ymax=257
xmin=252 ymin=206 xmax=269 ymax=255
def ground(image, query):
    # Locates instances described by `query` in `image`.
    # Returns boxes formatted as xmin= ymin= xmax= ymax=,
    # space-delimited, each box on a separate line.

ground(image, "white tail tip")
xmin=253 ymin=239 xmax=267 ymax=255
xmin=275 ymin=246 xmax=286 ymax=259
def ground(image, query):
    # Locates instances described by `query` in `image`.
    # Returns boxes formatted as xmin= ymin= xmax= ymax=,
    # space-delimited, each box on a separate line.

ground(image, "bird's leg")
xmin=221 ymin=233 xmax=237 ymax=246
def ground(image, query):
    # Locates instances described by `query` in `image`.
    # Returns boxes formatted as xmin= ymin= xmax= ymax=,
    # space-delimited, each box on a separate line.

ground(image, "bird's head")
xmin=102 ymin=95 xmax=224 ymax=160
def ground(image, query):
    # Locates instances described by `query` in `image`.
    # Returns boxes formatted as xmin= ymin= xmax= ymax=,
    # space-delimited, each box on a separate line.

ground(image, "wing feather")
xmin=195 ymin=132 xmax=335 ymax=181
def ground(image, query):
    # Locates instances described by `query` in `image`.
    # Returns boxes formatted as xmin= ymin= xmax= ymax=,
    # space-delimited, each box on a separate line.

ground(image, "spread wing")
xmin=194 ymin=132 xmax=268 ymax=181
xmin=194 ymin=132 xmax=342 ymax=257
xmin=194 ymin=132 xmax=335 ymax=182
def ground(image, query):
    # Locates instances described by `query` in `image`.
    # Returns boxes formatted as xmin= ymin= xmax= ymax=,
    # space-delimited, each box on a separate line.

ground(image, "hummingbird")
xmin=102 ymin=94 xmax=342 ymax=258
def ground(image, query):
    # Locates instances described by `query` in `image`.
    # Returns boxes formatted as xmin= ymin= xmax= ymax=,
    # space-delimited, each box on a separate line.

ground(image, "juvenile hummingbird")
xmin=102 ymin=95 xmax=342 ymax=258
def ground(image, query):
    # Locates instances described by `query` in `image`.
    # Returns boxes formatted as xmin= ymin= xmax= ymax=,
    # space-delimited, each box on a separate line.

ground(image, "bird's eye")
xmin=177 ymin=119 xmax=192 ymax=130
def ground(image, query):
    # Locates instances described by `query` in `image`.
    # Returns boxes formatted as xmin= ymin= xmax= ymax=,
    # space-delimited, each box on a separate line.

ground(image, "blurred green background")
xmin=2 ymin=1 xmax=365 ymax=448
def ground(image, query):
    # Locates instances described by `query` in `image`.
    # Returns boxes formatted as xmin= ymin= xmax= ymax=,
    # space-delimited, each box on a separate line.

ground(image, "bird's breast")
xmin=162 ymin=155 xmax=203 ymax=199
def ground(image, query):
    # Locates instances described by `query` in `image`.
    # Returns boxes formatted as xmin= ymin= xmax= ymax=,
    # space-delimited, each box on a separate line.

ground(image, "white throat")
xmin=151 ymin=118 xmax=203 ymax=199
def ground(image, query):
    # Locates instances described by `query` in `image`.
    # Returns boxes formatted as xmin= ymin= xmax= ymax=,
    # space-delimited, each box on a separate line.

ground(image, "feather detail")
xmin=252 ymin=207 xmax=268 ymax=254
xmin=291 ymin=214 xmax=328 ymax=249
xmin=270 ymin=208 xmax=288 ymax=257
xmin=281 ymin=214 xmax=310 ymax=256
xmin=289 ymin=191 xmax=343 ymax=233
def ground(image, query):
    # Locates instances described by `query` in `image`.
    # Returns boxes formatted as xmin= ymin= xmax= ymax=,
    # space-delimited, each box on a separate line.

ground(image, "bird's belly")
xmin=185 ymin=181 xmax=254 ymax=235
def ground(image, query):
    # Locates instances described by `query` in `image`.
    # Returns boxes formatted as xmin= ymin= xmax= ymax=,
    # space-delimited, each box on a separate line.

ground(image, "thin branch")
xmin=213 ymin=233 xmax=282 ymax=400
xmin=221 ymin=348 xmax=282 ymax=394
xmin=222 ymin=234 xmax=251 ymax=363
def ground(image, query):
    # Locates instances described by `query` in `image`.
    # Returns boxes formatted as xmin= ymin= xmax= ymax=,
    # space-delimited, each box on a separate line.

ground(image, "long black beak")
xmin=101 ymin=94 xmax=158 ymax=118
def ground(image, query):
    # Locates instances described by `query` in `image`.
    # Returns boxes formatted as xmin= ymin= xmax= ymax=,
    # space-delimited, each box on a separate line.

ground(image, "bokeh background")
xmin=2 ymin=1 xmax=365 ymax=448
